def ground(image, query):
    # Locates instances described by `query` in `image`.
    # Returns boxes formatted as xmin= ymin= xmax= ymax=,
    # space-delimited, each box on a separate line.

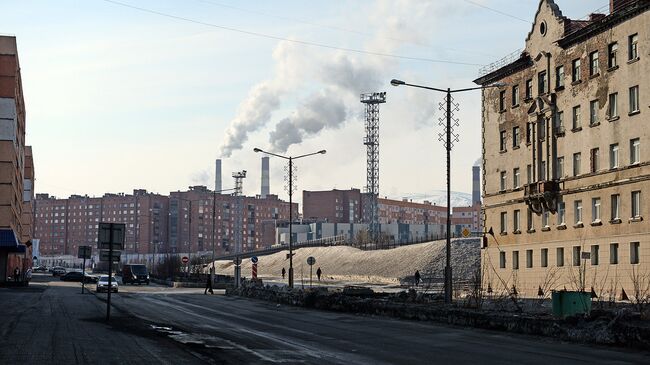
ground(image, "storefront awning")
xmin=0 ymin=229 xmax=20 ymax=249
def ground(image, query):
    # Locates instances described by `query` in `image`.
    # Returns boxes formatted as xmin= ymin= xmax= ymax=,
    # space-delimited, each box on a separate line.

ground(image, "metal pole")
xmin=288 ymin=157 xmax=294 ymax=288
xmin=81 ymin=255 xmax=86 ymax=294
xmin=106 ymin=226 xmax=113 ymax=321
xmin=445 ymin=88 xmax=453 ymax=304
xmin=212 ymin=189 xmax=216 ymax=281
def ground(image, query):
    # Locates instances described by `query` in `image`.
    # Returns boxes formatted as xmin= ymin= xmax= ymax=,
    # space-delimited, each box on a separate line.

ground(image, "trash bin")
xmin=552 ymin=290 xmax=591 ymax=318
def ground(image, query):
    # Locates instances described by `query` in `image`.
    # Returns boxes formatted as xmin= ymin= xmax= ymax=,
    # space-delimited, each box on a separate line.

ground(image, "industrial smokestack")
xmin=215 ymin=159 xmax=222 ymax=193
xmin=472 ymin=165 xmax=480 ymax=206
xmin=261 ymin=156 xmax=270 ymax=198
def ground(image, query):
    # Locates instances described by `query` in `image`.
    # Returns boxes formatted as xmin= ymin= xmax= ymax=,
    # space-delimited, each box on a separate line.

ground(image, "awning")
xmin=9 ymin=244 xmax=26 ymax=253
xmin=0 ymin=229 xmax=20 ymax=249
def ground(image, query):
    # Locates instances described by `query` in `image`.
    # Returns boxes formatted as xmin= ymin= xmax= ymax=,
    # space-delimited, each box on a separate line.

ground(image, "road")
xmin=2 ymin=274 xmax=649 ymax=364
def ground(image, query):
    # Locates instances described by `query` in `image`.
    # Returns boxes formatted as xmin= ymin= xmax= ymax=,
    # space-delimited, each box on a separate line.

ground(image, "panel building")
xmin=475 ymin=0 xmax=649 ymax=297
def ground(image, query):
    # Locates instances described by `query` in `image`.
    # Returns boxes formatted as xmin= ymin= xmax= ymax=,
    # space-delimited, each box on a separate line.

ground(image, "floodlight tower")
xmin=232 ymin=170 xmax=247 ymax=287
xmin=360 ymin=92 xmax=386 ymax=248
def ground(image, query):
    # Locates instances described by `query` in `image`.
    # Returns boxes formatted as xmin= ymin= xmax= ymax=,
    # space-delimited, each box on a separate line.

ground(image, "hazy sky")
xmin=1 ymin=0 xmax=607 ymax=204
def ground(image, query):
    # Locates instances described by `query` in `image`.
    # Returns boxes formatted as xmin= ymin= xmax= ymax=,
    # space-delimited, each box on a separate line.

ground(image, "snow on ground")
xmin=211 ymin=238 xmax=480 ymax=286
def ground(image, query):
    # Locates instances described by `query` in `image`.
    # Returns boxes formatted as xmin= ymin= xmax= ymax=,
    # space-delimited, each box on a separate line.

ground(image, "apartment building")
xmin=0 ymin=36 xmax=34 ymax=284
xmin=475 ymin=0 xmax=649 ymax=297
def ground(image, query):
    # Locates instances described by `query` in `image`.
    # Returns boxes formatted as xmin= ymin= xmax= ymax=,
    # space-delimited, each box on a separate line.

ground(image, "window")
xmin=590 ymin=99 xmax=599 ymax=125
xmin=500 ymin=212 xmax=507 ymax=233
xmin=592 ymin=197 xmax=601 ymax=222
xmin=629 ymin=33 xmax=638 ymax=60
xmin=611 ymin=194 xmax=620 ymax=220
xmin=610 ymin=243 xmax=619 ymax=264
xmin=527 ymin=208 xmax=534 ymax=231
xmin=527 ymin=164 xmax=532 ymax=184
xmin=512 ymin=251 xmax=519 ymax=270
xmin=538 ymin=71 xmax=547 ymax=94
xmin=542 ymin=209 xmax=549 ymax=227
xmin=631 ymin=191 xmax=641 ymax=218
xmin=590 ymin=148 xmax=599 ymax=173
xmin=540 ymin=161 xmax=546 ymax=180
xmin=526 ymin=249 xmax=533 ymax=268
xmin=608 ymin=93 xmax=618 ymax=119
xmin=573 ymin=246 xmax=581 ymax=266
xmin=555 ymin=65 xmax=564 ymax=88
xmin=513 ymin=127 xmax=520 ymax=148
xmin=573 ymin=152 xmax=581 ymax=176
xmin=591 ymin=245 xmax=599 ymax=265
xmin=610 ymin=144 xmax=619 ymax=169
xmin=608 ymin=42 xmax=618 ymax=68
xmin=558 ymin=201 xmax=566 ymax=225
xmin=499 ymin=90 xmax=506 ymax=111
xmin=589 ymin=51 xmax=599 ymax=76
xmin=575 ymin=200 xmax=583 ymax=224
xmin=541 ymin=248 xmax=548 ymax=268
xmin=499 ymin=251 xmax=506 ymax=268
xmin=630 ymin=242 xmax=640 ymax=264
xmin=513 ymin=168 xmax=520 ymax=188
xmin=556 ymin=156 xmax=564 ymax=179
xmin=572 ymin=105 xmax=581 ymax=129
xmin=526 ymin=122 xmax=533 ymax=144
xmin=525 ymin=79 xmax=533 ymax=99
xmin=500 ymin=130 xmax=507 ymax=151
xmin=629 ymin=86 xmax=639 ymax=113
xmin=500 ymin=171 xmax=507 ymax=191
xmin=512 ymin=85 xmax=519 ymax=106
xmin=538 ymin=118 xmax=546 ymax=140
xmin=572 ymin=58 xmax=581 ymax=82
xmin=513 ymin=209 xmax=521 ymax=232
xmin=630 ymin=138 xmax=640 ymax=164
xmin=557 ymin=247 xmax=565 ymax=267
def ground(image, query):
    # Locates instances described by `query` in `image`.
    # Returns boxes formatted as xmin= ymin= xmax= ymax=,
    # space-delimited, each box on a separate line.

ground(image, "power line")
xmin=463 ymin=0 xmax=531 ymax=24
xmin=100 ymin=0 xmax=483 ymax=66
xmin=196 ymin=0 xmax=497 ymax=58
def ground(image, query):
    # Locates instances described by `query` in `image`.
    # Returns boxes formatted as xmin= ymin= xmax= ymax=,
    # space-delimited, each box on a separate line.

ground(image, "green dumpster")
xmin=552 ymin=290 xmax=591 ymax=318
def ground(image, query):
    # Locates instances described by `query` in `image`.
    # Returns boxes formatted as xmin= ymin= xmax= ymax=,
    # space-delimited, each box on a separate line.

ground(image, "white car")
xmin=96 ymin=275 xmax=119 ymax=293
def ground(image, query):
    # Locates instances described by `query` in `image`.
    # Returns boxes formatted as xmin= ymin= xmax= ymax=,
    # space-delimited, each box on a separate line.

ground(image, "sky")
xmin=0 ymin=0 xmax=608 ymax=205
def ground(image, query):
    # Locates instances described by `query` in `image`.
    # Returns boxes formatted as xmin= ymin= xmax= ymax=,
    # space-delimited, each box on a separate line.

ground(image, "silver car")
xmin=96 ymin=275 xmax=119 ymax=293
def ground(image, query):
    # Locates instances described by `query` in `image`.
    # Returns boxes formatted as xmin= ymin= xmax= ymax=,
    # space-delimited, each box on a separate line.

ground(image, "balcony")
xmin=524 ymin=180 xmax=560 ymax=215
xmin=554 ymin=125 xmax=565 ymax=137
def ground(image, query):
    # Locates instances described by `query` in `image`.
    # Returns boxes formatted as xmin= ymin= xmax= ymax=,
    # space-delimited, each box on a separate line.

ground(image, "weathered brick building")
xmin=0 ymin=36 xmax=34 ymax=284
xmin=475 ymin=0 xmax=649 ymax=297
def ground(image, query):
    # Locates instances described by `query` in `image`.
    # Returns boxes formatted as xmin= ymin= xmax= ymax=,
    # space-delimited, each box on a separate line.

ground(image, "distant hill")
xmin=388 ymin=190 xmax=474 ymax=208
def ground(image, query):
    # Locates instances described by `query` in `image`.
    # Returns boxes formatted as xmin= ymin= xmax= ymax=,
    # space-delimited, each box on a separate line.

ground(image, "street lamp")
xmin=391 ymin=78 xmax=505 ymax=304
xmin=254 ymin=147 xmax=326 ymax=288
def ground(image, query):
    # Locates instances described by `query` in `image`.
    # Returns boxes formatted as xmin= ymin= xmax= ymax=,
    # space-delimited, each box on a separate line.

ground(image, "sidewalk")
xmin=0 ymin=275 xmax=204 ymax=364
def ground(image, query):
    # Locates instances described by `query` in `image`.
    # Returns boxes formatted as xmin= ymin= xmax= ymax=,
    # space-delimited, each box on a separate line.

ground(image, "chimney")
xmin=215 ymin=159 xmax=222 ymax=193
xmin=261 ymin=156 xmax=270 ymax=198
xmin=472 ymin=165 xmax=481 ymax=205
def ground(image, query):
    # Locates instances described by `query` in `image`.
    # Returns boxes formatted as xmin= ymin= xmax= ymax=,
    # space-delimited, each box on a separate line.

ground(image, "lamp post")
xmin=390 ymin=78 xmax=505 ymax=304
xmin=254 ymin=147 xmax=326 ymax=288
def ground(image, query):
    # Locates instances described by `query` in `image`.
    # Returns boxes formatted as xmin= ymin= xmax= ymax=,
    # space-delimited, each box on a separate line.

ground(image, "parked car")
xmin=33 ymin=266 xmax=47 ymax=272
xmin=96 ymin=275 xmax=119 ymax=293
xmin=60 ymin=271 xmax=98 ymax=283
xmin=121 ymin=264 xmax=150 ymax=285
xmin=52 ymin=267 xmax=66 ymax=276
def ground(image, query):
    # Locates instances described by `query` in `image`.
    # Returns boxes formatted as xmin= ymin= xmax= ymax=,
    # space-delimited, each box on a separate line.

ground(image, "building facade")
xmin=476 ymin=0 xmax=649 ymax=297
xmin=0 ymin=36 xmax=33 ymax=284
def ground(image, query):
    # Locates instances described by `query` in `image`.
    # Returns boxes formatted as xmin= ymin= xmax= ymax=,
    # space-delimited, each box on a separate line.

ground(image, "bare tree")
xmin=629 ymin=265 xmax=650 ymax=316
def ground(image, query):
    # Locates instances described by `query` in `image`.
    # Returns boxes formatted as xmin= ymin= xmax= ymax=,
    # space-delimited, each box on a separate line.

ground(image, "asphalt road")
xmin=3 ymin=274 xmax=649 ymax=364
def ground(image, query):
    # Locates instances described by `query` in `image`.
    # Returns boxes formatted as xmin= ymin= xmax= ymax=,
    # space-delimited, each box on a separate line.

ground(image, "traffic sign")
xmin=78 ymin=245 xmax=92 ymax=259
xmin=182 ymin=256 xmax=189 ymax=264
xmin=462 ymin=227 xmax=471 ymax=238
xmin=98 ymin=223 xmax=125 ymax=250
xmin=307 ymin=256 xmax=316 ymax=266
xmin=99 ymin=249 xmax=121 ymax=262
xmin=233 ymin=257 xmax=242 ymax=265
xmin=251 ymin=256 xmax=258 ymax=264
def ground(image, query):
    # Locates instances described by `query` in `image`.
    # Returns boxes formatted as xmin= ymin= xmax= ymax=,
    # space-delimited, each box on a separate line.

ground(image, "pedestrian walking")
xmin=13 ymin=267 xmax=20 ymax=282
xmin=414 ymin=270 xmax=421 ymax=287
xmin=281 ymin=267 xmax=286 ymax=279
xmin=204 ymin=267 xmax=214 ymax=295
xmin=316 ymin=267 xmax=322 ymax=282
